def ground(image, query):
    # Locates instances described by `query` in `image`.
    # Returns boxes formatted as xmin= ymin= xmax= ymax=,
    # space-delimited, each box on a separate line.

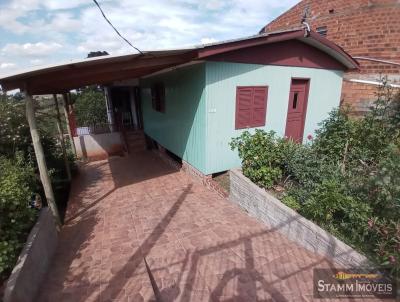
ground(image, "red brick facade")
xmin=340 ymin=80 xmax=378 ymax=115
xmin=261 ymin=0 xmax=400 ymax=113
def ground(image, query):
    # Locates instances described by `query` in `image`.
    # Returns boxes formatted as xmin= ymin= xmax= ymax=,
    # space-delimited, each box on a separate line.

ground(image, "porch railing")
xmin=75 ymin=123 xmax=119 ymax=136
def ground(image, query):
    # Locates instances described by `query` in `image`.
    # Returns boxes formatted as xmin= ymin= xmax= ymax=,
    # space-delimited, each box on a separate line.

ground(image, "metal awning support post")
xmin=53 ymin=94 xmax=72 ymax=181
xmin=25 ymin=92 xmax=62 ymax=228
xmin=62 ymin=93 xmax=76 ymax=156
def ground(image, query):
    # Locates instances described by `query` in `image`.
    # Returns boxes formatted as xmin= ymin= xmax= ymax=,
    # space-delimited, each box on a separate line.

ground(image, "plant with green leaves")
xmin=231 ymin=80 xmax=400 ymax=272
xmin=74 ymin=87 xmax=108 ymax=126
xmin=0 ymin=154 xmax=38 ymax=276
xmin=230 ymin=130 xmax=284 ymax=188
xmin=0 ymin=93 xmax=31 ymax=158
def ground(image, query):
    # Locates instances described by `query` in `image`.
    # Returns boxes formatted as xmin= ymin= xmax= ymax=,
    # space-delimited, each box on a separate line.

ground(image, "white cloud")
xmin=0 ymin=0 xmax=300 ymax=72
xmin=0 ymin=63 xmax=16 ymax=69
xmin=48 ymin=12 xmax=81 ymax=32
xmin=30 ymin=59 xmax=44 ymax=65
xmin=200 ymin=37 xmax=217 ymax=45
xmin=2 ymin=42 xmax=63 ymax=57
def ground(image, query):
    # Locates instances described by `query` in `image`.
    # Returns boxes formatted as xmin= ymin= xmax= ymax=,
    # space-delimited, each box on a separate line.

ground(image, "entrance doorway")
xmin=284 ymin=79 xmax=310 ymax=142
xmin=110 ymin=87 xmax=142 ymax=130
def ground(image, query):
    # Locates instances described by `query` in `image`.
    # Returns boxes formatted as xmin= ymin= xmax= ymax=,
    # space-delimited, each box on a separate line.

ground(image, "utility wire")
xmin=92 ymin=0 xmax=144 ymax=55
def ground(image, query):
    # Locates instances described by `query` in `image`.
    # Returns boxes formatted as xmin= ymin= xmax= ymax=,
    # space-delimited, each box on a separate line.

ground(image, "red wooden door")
xmin=284 ymin=79 xmax=310 ymax=142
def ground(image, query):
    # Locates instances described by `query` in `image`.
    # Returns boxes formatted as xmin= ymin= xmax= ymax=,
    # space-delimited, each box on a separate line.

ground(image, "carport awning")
xmin=0 ymin=50 xmax=197 ymax=95
xmin=0 ymin=29 xmax=359 ymax=95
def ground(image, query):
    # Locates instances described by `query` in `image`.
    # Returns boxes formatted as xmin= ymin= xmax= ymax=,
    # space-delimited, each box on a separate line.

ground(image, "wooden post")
xmin=54 ymin=94 xmax=72 ymax=181
xmin=25 ymin=92 xmax=62 ymax=227
xmin=62 ymin=93 xmax=76 ymax=155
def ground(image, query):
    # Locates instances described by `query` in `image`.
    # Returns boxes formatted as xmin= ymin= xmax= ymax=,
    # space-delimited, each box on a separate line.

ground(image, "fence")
xmin=75 ymin=123 xmax=118 ymax=136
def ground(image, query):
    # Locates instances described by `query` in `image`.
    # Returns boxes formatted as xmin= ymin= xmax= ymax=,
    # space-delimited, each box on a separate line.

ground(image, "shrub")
xmin=300 ymin=179 xmax=371 ymax=247
xmin=0 ymin=155 xmax=38 ymax=276
xmin=368 ymin=218 xmax=400 ymax=274
xmin=230 ymin=130 xmax=284 ymax=188
xmin=0 ymin=96 xmax=31 ymax=158
xmin=74 ymin=87 xmax=108 ymax=126
xmin=231 ymin=81 xmax=400 ymax=272
xmin=281 ymin=195 xmax=301 ymax=211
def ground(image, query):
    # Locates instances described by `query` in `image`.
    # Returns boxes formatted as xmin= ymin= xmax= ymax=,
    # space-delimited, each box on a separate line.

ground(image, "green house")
xmin=139 ymin=29 xmax=358 ymax=176
xmin=0 ymin=29 xmax=358 ymax=177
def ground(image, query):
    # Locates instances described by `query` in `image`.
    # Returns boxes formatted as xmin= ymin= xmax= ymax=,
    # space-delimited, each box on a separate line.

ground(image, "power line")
xmin=92 ymin=0 xmax=144 ymax=55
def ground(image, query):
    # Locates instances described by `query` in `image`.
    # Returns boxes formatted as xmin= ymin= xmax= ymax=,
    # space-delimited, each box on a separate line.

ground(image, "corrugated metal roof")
xmin=0 ymin=28 xmax=358 ymax=95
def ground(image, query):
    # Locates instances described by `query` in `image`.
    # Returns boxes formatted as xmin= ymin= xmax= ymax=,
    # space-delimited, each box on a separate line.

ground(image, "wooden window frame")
xmin=151 ymin=82 xmax=165 ymax=113
xmin=235 ymin=86 xmax=268 ymax=130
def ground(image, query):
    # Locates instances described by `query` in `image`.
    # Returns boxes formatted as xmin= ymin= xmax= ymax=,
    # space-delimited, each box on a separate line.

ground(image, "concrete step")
xmin=126 ymin=132 xmax=145 ymax=138
xmin=128 ymin=145 xmax=147 ymax=153
xmin=126 ymin=136 xmax=144 ymax=142
xmin=127 ymin=143 xmax=146 ymax=148
xmin=125 ymin=130 xmax=144 ymax=136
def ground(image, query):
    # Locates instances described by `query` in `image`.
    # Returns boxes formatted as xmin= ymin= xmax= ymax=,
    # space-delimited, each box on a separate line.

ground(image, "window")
xmin=316 ymin=26 xmax=328 ymax=36
xmin=151 ymin=82 xmax=165 ymax=113
xmin=293 ymin=92 xmax=298 ymax=109
xmin=235 ymin=86 xmax=268 ymax=129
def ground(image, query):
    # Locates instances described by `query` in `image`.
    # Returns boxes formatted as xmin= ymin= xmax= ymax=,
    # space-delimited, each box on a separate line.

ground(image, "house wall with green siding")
xmin=140 ymin=63 xmax=207 ymax=173
xmin=204 ymin=61 xmax=343 ymax=175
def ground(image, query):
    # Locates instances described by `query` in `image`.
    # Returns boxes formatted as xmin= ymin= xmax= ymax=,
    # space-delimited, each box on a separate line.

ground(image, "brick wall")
xmin=341 ymin=80 xmax=378 ymax=115
xmin=262 ymin=0 xmax=400 ymax=111
xmin=262 ymin=0 xmax=400 ymax=75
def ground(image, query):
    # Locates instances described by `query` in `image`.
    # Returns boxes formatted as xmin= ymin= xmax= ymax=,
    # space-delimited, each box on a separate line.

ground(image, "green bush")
xmin=301 ymin=179 xmax=371 ymax=247
xmin=231 ymin=82 xmax=400 ymax=272
xmin=0 ymin=96 xmax=31 ymax=158
xmin=0 ymin=90 xmax=75 ymax=280
xmin=0 ymin=155 xmax=38 ymax=276
xmin=74 ymin=87 xmax=108 ymax=126
xmin=230 ymin=130 xmax=284 ymax=188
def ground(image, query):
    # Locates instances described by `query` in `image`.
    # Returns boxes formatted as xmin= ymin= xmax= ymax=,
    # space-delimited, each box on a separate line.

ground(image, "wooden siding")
xmin=207 ymin=40 xmax=347 ymax=71
xmin=204 ymin=61 xmax=343 ymax=174
xmin=141 ymin=63 xmax=207 ymax=173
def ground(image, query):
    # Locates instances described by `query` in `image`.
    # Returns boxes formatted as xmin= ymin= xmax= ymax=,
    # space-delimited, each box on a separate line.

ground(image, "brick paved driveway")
xmin=37 ymin=151 xmax=349 ymax=301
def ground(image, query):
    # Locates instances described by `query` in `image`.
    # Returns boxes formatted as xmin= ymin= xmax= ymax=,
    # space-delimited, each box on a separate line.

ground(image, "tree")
xmin=87 ymin=51 xmax=109 ymax=58
xmin=74 ymin=87 xmax=108 ymax=127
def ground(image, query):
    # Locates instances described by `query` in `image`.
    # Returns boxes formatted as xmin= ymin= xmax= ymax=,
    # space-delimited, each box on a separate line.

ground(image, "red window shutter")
xmin=235 ymin=87 xmax=252 ymax=129
xmin=235 ymin=86 xmax=268 ymax=129
xmin=251 ymin=87 xmax=268 ymax=127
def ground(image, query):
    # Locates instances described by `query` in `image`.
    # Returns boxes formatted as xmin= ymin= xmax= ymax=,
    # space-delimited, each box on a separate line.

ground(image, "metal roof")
xmin=0 ymin=29 xmax=358 ymax=95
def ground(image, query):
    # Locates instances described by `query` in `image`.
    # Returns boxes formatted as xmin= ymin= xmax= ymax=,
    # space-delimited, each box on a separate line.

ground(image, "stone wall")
xmin=3 ymin=208 xmax=58 ymax=302
xmin=229 ymin=169 xmax=368 ymax=267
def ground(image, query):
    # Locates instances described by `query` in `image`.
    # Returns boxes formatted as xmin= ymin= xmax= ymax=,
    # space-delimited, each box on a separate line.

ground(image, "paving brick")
xmin=36 ymin=151 xmax=382 ymax=301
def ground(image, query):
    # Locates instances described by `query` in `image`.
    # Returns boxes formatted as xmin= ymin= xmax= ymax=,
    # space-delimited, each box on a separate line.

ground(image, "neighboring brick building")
xmin=261 ymin=0 xmax=400 ymax=114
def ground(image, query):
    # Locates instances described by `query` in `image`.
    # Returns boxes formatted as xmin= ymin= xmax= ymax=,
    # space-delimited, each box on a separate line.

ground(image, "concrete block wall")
xmin=229 ymin=169 xmax=368 ymax=268
xmin=3 ymin=208 xmax=58 ymax=302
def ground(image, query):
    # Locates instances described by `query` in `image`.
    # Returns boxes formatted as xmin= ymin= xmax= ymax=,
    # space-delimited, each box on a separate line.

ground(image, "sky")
xmin=0 ymin=0 xmax=299 ymax=77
